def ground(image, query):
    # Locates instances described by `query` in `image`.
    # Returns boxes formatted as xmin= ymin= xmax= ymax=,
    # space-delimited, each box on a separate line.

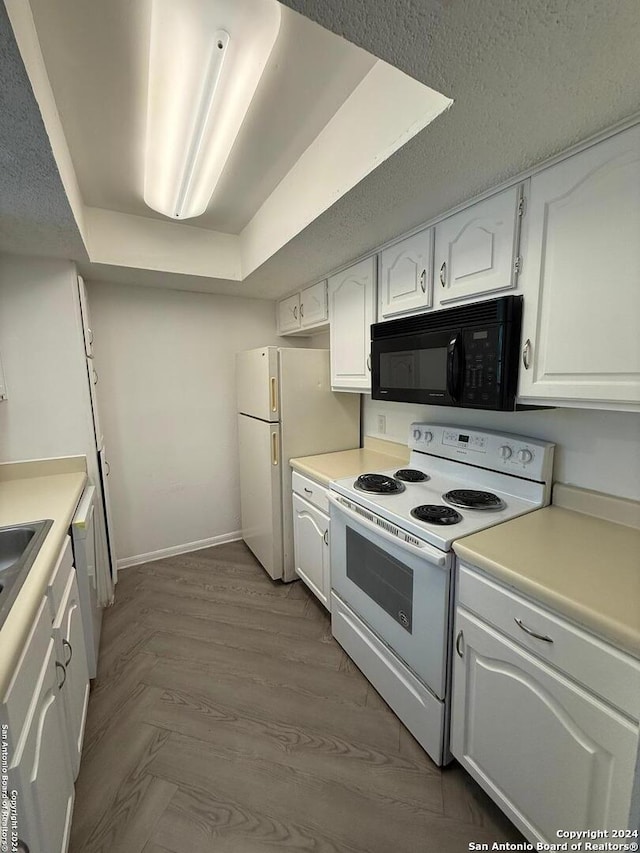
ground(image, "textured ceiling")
xmin=239 ymin=0 xmax=640 ymax=298
xmin=26 ymin=0 xmax=375 ymax=233
xmin=0 ymin=1 xmax=86 ymax=260
xmin=3 ymin=0 xmax=640 ymax=298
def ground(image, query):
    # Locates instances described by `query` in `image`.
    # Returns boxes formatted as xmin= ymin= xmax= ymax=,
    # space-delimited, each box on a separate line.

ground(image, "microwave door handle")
xmin=447 ymin=334 xmax=462 ymax=402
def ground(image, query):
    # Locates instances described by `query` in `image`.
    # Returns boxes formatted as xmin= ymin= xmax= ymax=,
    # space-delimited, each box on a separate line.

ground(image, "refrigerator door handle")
xmin=271 ymin=431 xmax=279 ymax=466
xmin=270 ymin=376 xmax=278 ymax=413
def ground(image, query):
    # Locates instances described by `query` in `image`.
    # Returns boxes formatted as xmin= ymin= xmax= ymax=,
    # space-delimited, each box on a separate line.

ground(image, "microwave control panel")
xmin=461 ymin=326 xmax=502 ymax=407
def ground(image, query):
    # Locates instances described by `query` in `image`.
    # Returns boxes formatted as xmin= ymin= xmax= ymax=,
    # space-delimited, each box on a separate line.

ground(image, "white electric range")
xmin=328 ymin=423 xmax=555 ymax=766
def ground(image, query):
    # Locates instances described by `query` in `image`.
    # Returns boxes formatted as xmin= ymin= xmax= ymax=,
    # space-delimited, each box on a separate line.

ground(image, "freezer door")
xmin=236 ymin=347 xmax=279 ymax=422
xmin=238 ymin=414 xmax=283 ymax=580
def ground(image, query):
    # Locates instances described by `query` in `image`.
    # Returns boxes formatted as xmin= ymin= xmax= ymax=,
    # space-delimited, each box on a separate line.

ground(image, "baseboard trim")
xmin=117 ymin=531 xmax=243 ymax=570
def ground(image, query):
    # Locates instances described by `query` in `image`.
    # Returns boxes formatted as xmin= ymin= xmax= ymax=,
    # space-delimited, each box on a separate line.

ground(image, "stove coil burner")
xmin=394 ymin=468 xmax=429 ymax=483
xmin=354 ymin=473 xmax=405 ymax=494
xmin=410 ymin=504 xmax=463 ymax=525
xmin=443 ymin=489 xmax=506 ymax=511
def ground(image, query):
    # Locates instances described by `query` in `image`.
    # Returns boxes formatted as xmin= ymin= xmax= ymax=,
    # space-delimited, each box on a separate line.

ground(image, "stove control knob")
xmin=423 ymin=431 xmax=433 ymax=443
xmin=499 ymin=445 xmax=512 ymax=459
xmin=412 ymin=428 xmax=422 ymax=441
xmin=517 ymin=448 xmax=533 ymax=464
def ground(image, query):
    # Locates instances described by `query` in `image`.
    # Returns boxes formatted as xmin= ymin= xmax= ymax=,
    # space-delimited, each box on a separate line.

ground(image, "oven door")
xmin=371 ymin=327 xmax=463 ymax=406
xmin=329 ymin=495 xmax=452 ymax=699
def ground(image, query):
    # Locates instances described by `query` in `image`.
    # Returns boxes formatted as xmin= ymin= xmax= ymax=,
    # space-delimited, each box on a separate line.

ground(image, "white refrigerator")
xmin=237 ymin=347 xmax=360 ymax=582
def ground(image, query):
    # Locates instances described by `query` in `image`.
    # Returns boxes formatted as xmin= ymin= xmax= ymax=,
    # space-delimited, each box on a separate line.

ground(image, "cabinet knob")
xmin=517 ymin=449 xmax=533 ymax=464
xmin=499 ymin=445 xmax=512 ymax=459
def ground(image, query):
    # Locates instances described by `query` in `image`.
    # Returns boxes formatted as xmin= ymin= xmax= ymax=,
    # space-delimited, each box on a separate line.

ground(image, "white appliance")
xmin=71 ymin=485 xmax=102 ymax=678
xmin=329 ymin=423 xmax=555 ymax=766
xmin=237 ymin=347 xmax=360 ymax=582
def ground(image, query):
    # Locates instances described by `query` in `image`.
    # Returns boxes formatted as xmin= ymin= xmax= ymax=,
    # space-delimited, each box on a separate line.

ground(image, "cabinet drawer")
xmin=292 ymin=471 xmax=329 ymax=512
xmin=457 ymin=562 xmax=640 ymax=720
xmin=46 ymin=536 xmax=74 ymax=621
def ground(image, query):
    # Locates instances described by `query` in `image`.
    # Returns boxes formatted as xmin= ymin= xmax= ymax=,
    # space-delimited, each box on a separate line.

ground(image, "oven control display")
xmin=442 ymin=429 xmax=487 ymax=452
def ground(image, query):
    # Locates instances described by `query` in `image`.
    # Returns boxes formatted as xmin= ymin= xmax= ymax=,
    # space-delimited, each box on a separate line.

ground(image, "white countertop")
xmin=454 ymin=484 xmax=640 ymax=657
xmin=0 ymin=458 xmax=87 ymax=695
xmin=290 ymin=436 xmax=410 ymax=486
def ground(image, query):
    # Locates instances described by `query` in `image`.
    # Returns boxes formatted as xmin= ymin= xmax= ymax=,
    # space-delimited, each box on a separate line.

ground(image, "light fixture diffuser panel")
xmin=144 ymin=0 xmax=281 ymax=220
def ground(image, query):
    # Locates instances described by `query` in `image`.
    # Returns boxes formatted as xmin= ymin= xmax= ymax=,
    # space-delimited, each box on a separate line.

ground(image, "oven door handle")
xmin=328 ymin=494 xmax=448 ymax=567
xmin=446 ymin=333 xmax=463 ymax=403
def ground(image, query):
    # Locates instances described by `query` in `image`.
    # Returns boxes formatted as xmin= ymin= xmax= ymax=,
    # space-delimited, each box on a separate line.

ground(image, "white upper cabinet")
xmin=300 ymin=281 xmax=328 ymax=328
xmin=277 ymin=293 xmax=300 ymax=335
xmin=277 ymin=281 xmax=328 ymax=336
xmin=328 ymin=256 xmax=377 ymax=391
xmin=434 ymin=184 xmax=524 ymax=306
xmin=517 ymin=125 xmax=640 ymax=408
xmin=378 ymin=228 xmax=434 ymax=320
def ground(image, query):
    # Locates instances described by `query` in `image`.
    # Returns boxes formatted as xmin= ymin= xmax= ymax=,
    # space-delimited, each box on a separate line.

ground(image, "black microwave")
xmin=371 ymin=295 xmax=523 ymax=410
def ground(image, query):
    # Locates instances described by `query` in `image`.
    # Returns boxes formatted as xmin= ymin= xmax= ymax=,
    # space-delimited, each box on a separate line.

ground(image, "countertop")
xmin=453 ymin=484 xmax=640 ymax=658
xmin=290 ymin=437 xmax=410 ymax=486
xmin=0 ymin=457 xmax=87 ymax=695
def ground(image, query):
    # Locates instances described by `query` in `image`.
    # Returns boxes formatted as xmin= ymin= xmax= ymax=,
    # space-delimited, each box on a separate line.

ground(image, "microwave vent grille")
xmin=372 ymin=295 xmax=520 ymax=340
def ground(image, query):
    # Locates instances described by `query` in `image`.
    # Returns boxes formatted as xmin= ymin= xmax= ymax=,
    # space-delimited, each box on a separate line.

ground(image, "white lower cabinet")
xmin=292 ymin=472 xmax=330 ymax=609
xmin=4 ymin=598 xmax=75 ymax=853
xmin=53 ymin=568 xmax=90 ymax=779
xmin=2 ymin=537 xmax=91 ymax=853
xmin=451 ymin=603 xmax=639 ymax=842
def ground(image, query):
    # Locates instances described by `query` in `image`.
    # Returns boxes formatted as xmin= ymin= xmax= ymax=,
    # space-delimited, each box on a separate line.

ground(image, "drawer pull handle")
xmin=63 ymin=639 xmax=73 ymax=666
xmin=304 ymin=488 xmax=313 ymax=495
xmin=323 ymin=530 xmax=329 ymax=545
xmin=455 ymin=629 xmax=464 ymax=658
xmin=56 ymin=661 xmax=67 ymax=689
xmin=514 ymin=617 xmax=553 ymax=643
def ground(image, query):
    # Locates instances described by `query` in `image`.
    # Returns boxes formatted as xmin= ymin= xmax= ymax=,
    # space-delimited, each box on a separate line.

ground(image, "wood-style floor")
xmin=70 ymin=541 xmax=523 ymax=853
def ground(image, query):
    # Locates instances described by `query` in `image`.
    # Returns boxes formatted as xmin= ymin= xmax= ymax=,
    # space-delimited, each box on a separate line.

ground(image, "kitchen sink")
xmin=0 ymin=520 xmax=53 ymax=627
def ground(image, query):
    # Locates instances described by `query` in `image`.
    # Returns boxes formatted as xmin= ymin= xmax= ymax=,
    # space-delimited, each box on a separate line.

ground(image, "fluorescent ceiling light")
xmin=144 ymin=0 xmax=281 ymax=220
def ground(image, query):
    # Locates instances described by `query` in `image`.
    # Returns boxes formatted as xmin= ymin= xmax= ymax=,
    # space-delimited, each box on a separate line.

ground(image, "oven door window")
xmin=346 ymin=527 xmax=413 ymax=633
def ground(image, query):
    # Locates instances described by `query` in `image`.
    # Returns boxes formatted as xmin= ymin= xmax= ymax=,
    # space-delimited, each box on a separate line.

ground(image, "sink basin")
xmin=0 ymin=520 xmax=53 ymax=627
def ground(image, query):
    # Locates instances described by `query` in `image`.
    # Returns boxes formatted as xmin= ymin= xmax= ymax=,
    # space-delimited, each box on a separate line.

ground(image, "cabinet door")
xmin=300 ymin=281 xmax=328 ymax=328
xmin=434 ymin=184 xmax=523 ymax=305
xmin=293 ymin=493 xmax=329 ymax=609
xmin=12 ymin=638 xmax=74 ymax=853
xmin=277 ymin=293 xmax=301 ymax=334
xmin=54 ymin=569 xmax=90 ymax=779
xmin=517 ymin=125 xmax=640 ymax=407
xmin=379 ymin=228 xmax=433 ymax=320
xmin=451 ymin=607 xmax=638 ymax=843
xmin=328 ymin=256 xmax=377 ymax=391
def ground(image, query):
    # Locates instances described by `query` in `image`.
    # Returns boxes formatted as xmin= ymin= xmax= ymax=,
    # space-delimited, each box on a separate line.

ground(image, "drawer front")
xmin=292 ymin=471 xmax=329 ymax=512
xmin=46 ymin=536 xmax=74 ymax=621
xmin=457 ymin=562 xmax=640 ymax=720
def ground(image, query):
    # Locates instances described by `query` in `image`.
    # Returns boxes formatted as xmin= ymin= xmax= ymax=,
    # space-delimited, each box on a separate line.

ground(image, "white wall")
xmin=0 ymin=254 xmax=95 ymax=461
xmin=86 ymin=281 xmax=304 ymax=565
xmin=364 ymin=398 xmax=640 ymax=502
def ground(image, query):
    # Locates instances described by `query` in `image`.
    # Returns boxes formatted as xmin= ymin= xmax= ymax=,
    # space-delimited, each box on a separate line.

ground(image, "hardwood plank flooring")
xmin=71 ymin=541 xmax=523 ymax=853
